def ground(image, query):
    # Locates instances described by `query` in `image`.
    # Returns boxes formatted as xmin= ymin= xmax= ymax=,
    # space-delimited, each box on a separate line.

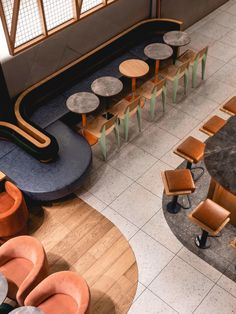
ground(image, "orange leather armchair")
xmin=0 ymin=181 xmax=29 ymax=242
xmin=25 ymin=271 xmax=91 ymax=314
xmin=0 ymin=236 xmax=49 ymax=305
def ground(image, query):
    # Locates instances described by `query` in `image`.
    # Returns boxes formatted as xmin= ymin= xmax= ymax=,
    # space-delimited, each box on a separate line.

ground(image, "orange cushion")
xmin=202 ymin=115 xmax=226 ymax=135
xmin=192 ymin=199 xmax=230 ymax=231
xmin=0 ymin=258 xmax=33 ymax=300
xmin=176 ymin=136 xmax=205 ymax=163
xmin=0 ymin=192 xmax=14 ymax=214
xmin=165 ymin=169 xmax=195 ymax=193
xmin=223 ymin=96 xmax=236 ymax=114
xmin=39 ymin=293 xmax=77 ymax=314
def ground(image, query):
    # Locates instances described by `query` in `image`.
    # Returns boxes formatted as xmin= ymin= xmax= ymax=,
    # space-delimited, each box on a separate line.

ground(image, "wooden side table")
xmin=119 ymin=59 xmax=149 ymax=100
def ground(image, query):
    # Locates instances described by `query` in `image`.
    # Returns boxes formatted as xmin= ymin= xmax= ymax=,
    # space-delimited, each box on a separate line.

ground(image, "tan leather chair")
xmin=0 ymin=181 xmax=29 ymax=243
xmin=199 ymin=115 xmax=226 ymax=136
xmin=174 ymin=136 xmax=205 ymax=181
xmin=220 ymin=96 xmax=236 ymax=116
xmin=178 ymin=46 xmax=208 ymax=87
xmin=161 ymin=169 xmax=195 ymax=214
xmin=189 ymin=199 xmax=230 ymax=249
xmin=159 ymin=60 xmax=190 ymax=103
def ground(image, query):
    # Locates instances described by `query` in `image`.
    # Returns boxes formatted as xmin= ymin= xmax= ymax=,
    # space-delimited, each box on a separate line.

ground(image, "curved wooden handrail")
xmin=13 ymin=18 xmax=183 ymax=147
xmin=0 ymin=121 xmax=50 ymax=148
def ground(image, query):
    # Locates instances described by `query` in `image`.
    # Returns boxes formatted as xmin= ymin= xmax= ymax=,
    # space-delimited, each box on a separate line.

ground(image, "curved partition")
xmin=0 ymin=18 xmax=182 ymax=163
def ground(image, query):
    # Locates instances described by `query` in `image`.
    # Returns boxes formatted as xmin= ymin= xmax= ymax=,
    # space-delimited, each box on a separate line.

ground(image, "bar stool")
xmin=174 ymin=136 xmax=205 ymax=181
xmin=199 ymin=115 xmax=226 ymax=136
xmin=220 ymin=96 xmax=236 ymax=116
xmin=161 ymin=169 xmax=195 ymax=214
xmin=188 ymin=199 xmax=230 ymax=249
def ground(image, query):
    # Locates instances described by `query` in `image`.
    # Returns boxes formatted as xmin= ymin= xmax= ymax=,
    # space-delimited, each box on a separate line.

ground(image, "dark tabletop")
xmin=144 ymin=43 xmax=173 ymax=60
xmin=91 ymin=76 xmax=123 ymax=97
xmin=204 ymin=116 xmax=236 ymax=195
xmin=10 ymin=306 xmax=44 ymax=314
xmin=163 ymin=31 xmax=191 ymax=47
xmin=0 ymin=273 xmax=8 ymax=305
xmin=66 ymin=92 xmax=100 ymax=114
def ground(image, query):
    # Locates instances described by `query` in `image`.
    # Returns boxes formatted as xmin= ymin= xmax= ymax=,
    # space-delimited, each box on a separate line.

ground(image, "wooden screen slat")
xmin=10 ymin=0 xmax=20 ymax=45
xmin=0 ymin=1 xmax=14 ymax=54
xmin=37 ymin=0 xmax=48 ymax=36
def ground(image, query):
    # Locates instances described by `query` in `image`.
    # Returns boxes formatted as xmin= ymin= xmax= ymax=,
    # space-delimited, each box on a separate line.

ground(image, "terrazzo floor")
xmin=75 ymin=2 xmax=236 ymax=313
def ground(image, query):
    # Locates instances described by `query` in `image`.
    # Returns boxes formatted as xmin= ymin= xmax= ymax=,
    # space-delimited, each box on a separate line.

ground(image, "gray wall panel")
xmin=1 ymin=0 xmax=151 ymax=98
xmin=161 ymin=0 xmax=228 ymax=29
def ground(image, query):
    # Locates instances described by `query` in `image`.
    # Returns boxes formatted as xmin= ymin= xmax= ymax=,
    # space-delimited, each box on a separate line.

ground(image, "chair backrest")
xmin=153 ymin=78 xmax=166 ymax=93
xmin=196 ymin=46 xmax=208 ymax=61
xmin=99 ymin=114 xmax=118 ymax=134
xmin=177 ymin=60 xmax=190 ymax=75
xmin=124 ymin=97 xmax=141 ymax=114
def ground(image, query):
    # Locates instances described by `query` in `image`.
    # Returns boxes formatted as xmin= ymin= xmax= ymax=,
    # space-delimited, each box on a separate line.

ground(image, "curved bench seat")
xmin=0 ymin=121 xmax=92 ymax=201
xmin=0 ymin=18 xmax=182 ymax=163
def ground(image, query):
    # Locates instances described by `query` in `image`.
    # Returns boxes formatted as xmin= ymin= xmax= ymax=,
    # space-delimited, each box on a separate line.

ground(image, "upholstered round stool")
xmin=0 ymin=181 xmax=29 ymax=243
xmin=174 ymin=136 xmax=205 ymax=180
xmin=220 ymin=96 xmax=236 ymax=116
xmin=161 ymin=169 xmax=195 ymax=214
xmin=188 ymin=199 xmax=230 ymax=249
xmin=199 ymin=115 xmax=226 ymax=136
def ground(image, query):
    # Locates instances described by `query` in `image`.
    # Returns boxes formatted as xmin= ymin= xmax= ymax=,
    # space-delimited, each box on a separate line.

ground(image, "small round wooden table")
xmin=119 ymin=59 xmax=149 ymax=100
xmin=144 ymin=43 xmax=173 ymax=82
xmin=66 ymin=92 xmax=100 ymax=145
xmin=0 ymin=273 xmax=8 ymax=305
xmin=9 ymin=306 xmax=44 ymax=314
xmin=163 ymin=31 xmax=191 ymax=64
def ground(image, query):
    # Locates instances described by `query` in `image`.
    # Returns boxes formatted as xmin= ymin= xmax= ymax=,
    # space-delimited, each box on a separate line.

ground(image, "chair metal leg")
xmin=173 ymin=77 xmax=179 ymax=103
xmin=137 ymin=105 xmax=142 ymax=132
xmin=167 ymin=195 xmax=181 ymax=214
xmin=99 ymin=131 xmax=107 ymax=161
xmin=192 ymin=61 xmax=198 ymax=88
xmin=202 ymin=55 xmax=207 ymax=80
xmin=181 ymin=194 xmax=192 ymax=210
xmin=150 ymin=95 xmax=156 ymax=119
xmin=162 ymin=86 xmax=167 ymax=112
xmin=184 ymin=70 xmax=189 ymax=95
xmin=114 ymin=123 xmax=120 ymax=148
xmin=124 ymin=113 xmax=129 ymax=142
xmin=195 ymin=230 xmax=210 ymax=249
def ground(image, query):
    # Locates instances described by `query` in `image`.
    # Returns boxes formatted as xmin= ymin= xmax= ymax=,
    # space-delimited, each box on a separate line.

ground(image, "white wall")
xmin=0 ymin=0 xmax=152 ymax=98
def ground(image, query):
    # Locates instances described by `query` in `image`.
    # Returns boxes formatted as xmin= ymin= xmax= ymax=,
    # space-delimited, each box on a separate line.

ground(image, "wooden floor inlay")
xmin=29 ymin=196 xmax=138 ymax=314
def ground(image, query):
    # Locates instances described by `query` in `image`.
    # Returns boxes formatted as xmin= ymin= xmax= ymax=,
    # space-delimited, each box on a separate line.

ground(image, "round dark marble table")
xmin=163 ymin=31 xmax=191 ymax=64
xmin=144 ymin=43 xmax=173 ymax=82
xmin=91 ymin=76 xmax=123 ymax=97
xmin=66 ymin=92 xmax=100 ymax=145
xmin=0 ymin=273 xmax=8 ymax=305
xmin=9 ymin=306 xmax=44 ymax=314
xmin=204 ymin=116 xmax=236 ymax=226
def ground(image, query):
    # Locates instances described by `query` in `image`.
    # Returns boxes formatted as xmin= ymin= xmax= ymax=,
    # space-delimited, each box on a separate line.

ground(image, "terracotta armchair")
xmin=0 ymin=236 xmax=49 ymax=305
xmin=0 ymin=181 xmax=29 ymax=242
xmin=25 ymin=271 xmax=90 ymax=314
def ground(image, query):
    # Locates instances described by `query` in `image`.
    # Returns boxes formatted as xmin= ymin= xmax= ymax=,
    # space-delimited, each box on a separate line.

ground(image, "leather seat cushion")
xmin=165 ymin=169 xmax=195 ymax=193
xmin=0 ymin=258 xmax=33 ymax=300
xmin=0 ymin=192 xmax=14 ymax=214
xmin=192 ymin=199 xmax=230 ymax=231
xmin=176 ymin=136 xmax=205 ymax=163
xmin=223 ymin=96 xmax=236 ymax=114
xmin=202 ymin=115 xmax=226 ymax=134
xmin=39 ymin=293 xmax=77 ymax=314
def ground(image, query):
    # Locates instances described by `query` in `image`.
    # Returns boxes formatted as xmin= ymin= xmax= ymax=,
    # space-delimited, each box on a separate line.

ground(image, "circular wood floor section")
xmin=29 ymin=196 xmax=138 ymax=314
